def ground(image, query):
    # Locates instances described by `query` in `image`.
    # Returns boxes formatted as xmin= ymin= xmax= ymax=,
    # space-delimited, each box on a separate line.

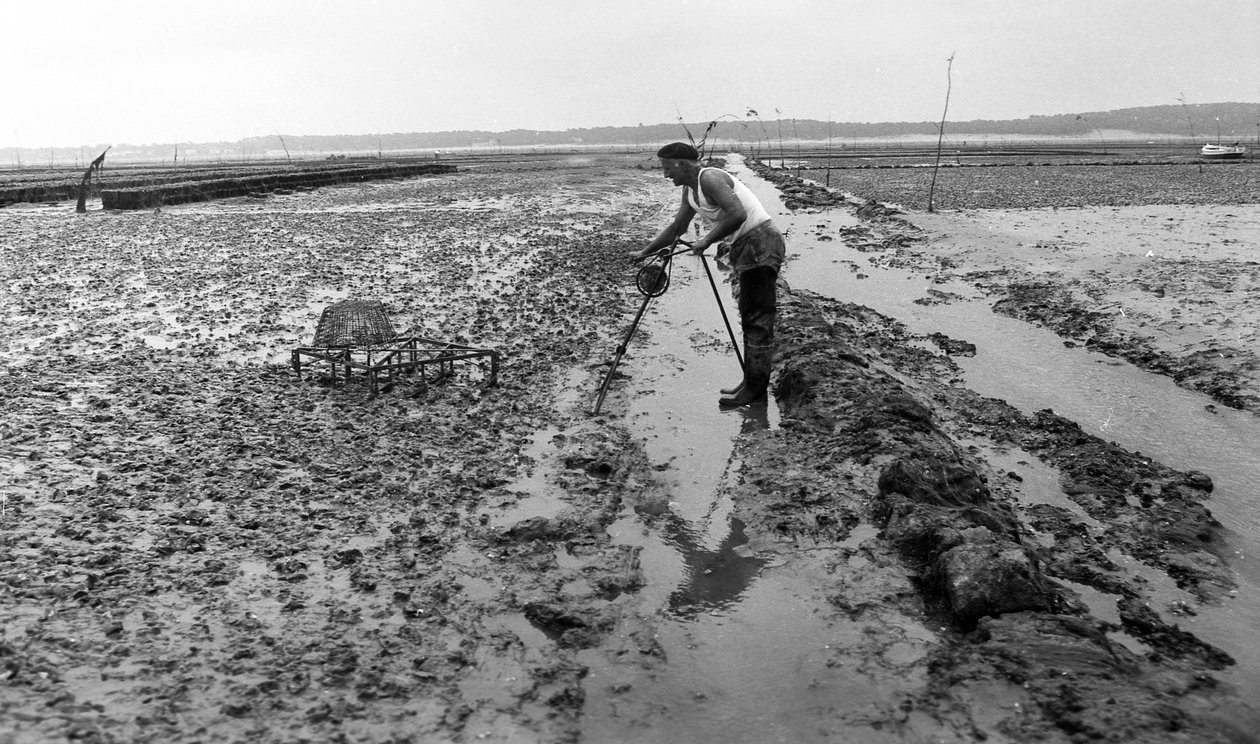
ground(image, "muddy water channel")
xmin=733 ymin=161 xmax=1260 ymax=694
xmin=578 ymin=255 xmax=943 ymax=743
xmin=537 ymin=158 xmax=1260 ymax=741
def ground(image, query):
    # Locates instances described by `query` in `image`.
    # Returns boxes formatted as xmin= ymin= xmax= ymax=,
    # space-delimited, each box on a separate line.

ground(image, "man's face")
xmin=660 ymin=158 xmax=689 ymax=186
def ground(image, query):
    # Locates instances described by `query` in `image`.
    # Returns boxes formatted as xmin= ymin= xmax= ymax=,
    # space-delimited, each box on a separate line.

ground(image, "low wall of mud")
xmin=0 ymin=181 xmax=82 ymax=205
xmin=759 ymin=285 xmax=1256 ymax=741
xmin=992 ymin=283 xmax=1260 ymax=415
xmin=98 ymin=163 xmax=456 ymax=209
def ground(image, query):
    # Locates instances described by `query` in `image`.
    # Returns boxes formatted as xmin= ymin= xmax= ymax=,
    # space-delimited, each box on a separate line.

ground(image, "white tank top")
xmin=687 ymin=167 xmax=771 ymax=241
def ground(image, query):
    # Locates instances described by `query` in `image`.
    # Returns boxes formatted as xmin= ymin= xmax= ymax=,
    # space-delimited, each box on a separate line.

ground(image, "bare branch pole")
xmin=76 ymin=146 xmax=111 ymax=214
xmin=826 ymin=114 xmax=834 ymax=188
xmin=674 ymin=104 xmax=696 ymax=147
xmin=791 ymin=117 xmax=803 ymax=174
xmin=927 ymin=52 xmax=955 ymax=213
xmin=1177 ymin=92 xmax=1197 ymax=142
xmin=276 ymin=130 xmax=293 ymax=163
xmin=774 ymin=108 xmax=785 ymax=168
xmin=695 ymin=114 xmax=739 ymax=160
xmin=696 ymin=120 xmax=718 ymax=159
xmin=746 ymin=109 xmax=768 ymax=162
xmin=1177 ymin=94 xmax=1204 ymax=172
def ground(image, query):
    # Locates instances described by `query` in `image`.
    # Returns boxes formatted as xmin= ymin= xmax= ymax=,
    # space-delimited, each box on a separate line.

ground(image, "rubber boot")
xmin=719 ymin=343 xmax=771 ymax=407
xmin=720 ymin=379 xmax=745 ymax=396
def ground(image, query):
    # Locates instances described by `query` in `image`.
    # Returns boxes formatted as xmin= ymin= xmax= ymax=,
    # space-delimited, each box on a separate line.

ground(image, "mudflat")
xmin=2 ymin=155 xmax=1258 ymax=743
xmin=904 ymin=203 xmax=1260 ymax=413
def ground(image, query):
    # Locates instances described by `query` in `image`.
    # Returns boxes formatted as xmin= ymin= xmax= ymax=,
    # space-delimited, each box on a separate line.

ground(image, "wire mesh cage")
xmin=292 ymin=298 xmax=500 ymax=396
xmin=312 ymin=299 xmax=396 ymax=347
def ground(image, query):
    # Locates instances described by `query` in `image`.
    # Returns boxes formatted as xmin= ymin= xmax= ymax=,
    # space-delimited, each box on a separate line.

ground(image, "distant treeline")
xmin=262 ymin=102 xmax=1259 ymax=151
xmin=11 ymin=102 xmax=1259 ymax=164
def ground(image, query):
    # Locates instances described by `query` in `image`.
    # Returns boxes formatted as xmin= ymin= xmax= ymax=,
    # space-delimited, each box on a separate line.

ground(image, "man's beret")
xmin=656 ymin=142 xmax=700 ymax=160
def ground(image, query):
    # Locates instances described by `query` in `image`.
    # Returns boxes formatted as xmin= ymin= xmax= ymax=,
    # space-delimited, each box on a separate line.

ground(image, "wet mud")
xmin=764 ymin=289 xmax=1254 ymax=741
xmin=3 ymin=155 xmax=1258 ymax=743
xmin=845 ymin=191 xmax=1260 ymax=417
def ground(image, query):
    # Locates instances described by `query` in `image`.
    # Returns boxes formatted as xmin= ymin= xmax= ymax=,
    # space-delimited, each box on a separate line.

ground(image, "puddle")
xmin=982 ymin=444 xmax=1105 ymax=530
xmin=660 ymin=516 xmax=768 ymax=618
xmin=839 ymin=522 xmax=880 ymax=550
xmin=584 ymin=567 xmax=912 ymax=744
xmin=487 ymin=426 xmax=568 ymax=528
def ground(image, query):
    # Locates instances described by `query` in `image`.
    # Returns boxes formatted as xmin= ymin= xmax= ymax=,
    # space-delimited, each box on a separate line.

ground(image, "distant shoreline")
xmin=4 ymin=101 xmax=1258 ymax=164
xmin=4 ymin=133 xmax=1252 ymax=170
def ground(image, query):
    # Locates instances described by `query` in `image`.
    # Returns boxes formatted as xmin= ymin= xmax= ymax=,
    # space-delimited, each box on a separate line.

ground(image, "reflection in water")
xmin=656 ymin=407 xmax=772 ymax=618
xmin=663 ymin=516 xmax=767 ymax=618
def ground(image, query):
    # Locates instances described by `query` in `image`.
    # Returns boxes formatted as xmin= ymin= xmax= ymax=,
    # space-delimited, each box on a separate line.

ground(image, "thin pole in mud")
xmin=928 ymin=52 xmax=955 ymax=213
xmin=592 ymin=269 xmax=661 ymax=415
xmin=592 ymin=254 xmax=670 ymax=416
xmin=699 ymin=254 xmax=744 ymax=371
xmin=592 ymin=240 xmax=744 ymax=415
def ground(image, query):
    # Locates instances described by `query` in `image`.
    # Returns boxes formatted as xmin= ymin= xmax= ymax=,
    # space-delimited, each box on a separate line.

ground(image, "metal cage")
xmin=292 ymin=299 xmax=499 ymax=395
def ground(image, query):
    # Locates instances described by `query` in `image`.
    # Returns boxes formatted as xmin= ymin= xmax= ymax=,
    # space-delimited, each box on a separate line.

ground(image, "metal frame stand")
xmin=592 ymin=281 xmax=659 ymax=414
xmin=591 ymin=241 xmax=744 ymax=415
xmin=292 ymin=334 xmax=499 ymax=396
xmin=699 ymin=254 xmax=744 ymax=371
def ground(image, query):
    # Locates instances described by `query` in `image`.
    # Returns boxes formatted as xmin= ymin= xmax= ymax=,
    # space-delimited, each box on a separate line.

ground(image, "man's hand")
xmin=687 ymin=238 xmax=710 ymax=256
xmin=630 ymin=246 xmax=663 ymax=260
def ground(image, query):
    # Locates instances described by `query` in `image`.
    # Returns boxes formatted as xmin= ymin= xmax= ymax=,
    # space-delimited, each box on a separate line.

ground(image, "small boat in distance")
xmin=1200 ymin=143 xmax=1246 ymax=160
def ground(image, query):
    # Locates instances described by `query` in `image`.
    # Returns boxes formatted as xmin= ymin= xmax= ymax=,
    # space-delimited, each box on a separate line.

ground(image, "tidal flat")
xmin=3 ymin=153 xmax=1258 ymax=743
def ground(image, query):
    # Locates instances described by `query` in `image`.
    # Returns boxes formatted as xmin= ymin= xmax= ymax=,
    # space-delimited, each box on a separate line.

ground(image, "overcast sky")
xmin=5 ymin=0 xmax=1258 ymax=149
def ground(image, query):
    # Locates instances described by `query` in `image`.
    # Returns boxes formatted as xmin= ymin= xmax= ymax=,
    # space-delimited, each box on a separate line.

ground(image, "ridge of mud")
xmin=991 ymin=282 xmax=1260 ymax=414
xmin=714 ymin=164 xmax=1258 ymax=740
xmin=909 ymin=215 xmax=1257 ymax=417
xmin=736 ymin=283 xmax=1258 ymax=741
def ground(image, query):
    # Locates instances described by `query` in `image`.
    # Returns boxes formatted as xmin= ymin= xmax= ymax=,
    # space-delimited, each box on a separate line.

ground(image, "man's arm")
xmin=688 ymin=169 xmax=746 ymax=253
xmin=633 ymin=189 xmax=696 ymax=258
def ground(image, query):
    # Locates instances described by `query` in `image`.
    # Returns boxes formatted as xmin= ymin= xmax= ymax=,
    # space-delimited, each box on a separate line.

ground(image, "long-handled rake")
xmin=591 ymin=239 xmax=743 ymax=415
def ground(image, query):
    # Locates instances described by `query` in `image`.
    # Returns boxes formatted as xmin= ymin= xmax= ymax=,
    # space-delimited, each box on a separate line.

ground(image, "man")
xmin=633 ymin=142 xmax=785 ymax=407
